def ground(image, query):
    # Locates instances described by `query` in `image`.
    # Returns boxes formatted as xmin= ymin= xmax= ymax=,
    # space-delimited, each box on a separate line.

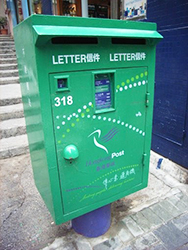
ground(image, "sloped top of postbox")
xmin=27 ymin=15 xmax=163 ymax=46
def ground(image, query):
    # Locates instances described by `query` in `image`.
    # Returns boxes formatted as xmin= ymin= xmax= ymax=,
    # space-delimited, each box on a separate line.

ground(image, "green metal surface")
xmin=14 ymin=15 xmax=162 ymax=224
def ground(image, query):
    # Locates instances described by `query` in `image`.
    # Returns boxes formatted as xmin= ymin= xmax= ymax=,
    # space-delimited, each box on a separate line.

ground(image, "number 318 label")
xmin=54 ymin=96 xmax=73 ymax=107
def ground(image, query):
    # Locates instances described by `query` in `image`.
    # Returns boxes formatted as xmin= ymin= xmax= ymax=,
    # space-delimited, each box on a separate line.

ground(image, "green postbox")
xmin=14 ymin=15 xmax=162 ymax=225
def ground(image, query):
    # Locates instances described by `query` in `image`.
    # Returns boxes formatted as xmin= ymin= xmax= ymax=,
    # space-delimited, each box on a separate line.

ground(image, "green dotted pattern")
xmin=56 ymin=71 xmax=147 ymax=144
xmin=56 ymin=103 xmax=94 ymax=144
xmin=57 ymin=113 xmax=145 ymax=145
xmin=116 ymin=71 xmax=148 ymax=92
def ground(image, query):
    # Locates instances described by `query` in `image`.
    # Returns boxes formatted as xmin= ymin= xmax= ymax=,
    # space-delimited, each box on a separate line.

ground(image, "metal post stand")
xmin=72 ymin=204 xmax=111 ymax=237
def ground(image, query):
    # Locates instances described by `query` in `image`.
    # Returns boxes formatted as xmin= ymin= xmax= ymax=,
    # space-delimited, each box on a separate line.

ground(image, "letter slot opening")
xmin=112 ymin=38 xmax=146 ymax=45
xmin=51 ymin=37 xmax=98 ymax=44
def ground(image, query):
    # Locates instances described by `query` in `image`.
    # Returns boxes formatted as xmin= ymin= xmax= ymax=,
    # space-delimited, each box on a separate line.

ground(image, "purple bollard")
xmin=72 ymin=204 xmax=111 ymax=237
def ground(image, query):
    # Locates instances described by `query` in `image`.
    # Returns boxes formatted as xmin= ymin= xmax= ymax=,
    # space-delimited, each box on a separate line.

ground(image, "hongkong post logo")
xmin=88 ymin=128 xmax=119 ymax=154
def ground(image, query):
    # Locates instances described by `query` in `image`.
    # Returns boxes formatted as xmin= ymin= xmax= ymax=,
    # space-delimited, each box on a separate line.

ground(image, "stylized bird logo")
xmin=88 ymin=128 xmax=119 ymax=154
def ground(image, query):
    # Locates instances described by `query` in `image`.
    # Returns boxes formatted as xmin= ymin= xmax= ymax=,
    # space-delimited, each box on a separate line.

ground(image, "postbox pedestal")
xmin=72 ymin=204 xmax=111 ymax=237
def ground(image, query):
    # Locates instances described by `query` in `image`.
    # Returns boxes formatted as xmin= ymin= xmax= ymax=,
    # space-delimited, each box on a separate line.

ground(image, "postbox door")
xmin=50 ymin=67 xmax=148 ymax=214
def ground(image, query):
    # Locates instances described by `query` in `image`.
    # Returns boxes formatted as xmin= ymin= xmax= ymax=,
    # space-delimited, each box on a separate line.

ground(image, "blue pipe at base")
xmin=72 ymin=204 xmax=111 ymax=238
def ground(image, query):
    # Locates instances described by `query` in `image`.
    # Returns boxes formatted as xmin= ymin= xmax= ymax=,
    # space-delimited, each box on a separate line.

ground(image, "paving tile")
xmin=133 ymin=233 xmax=159 ymax=250
xmin=153 ymin=221 xmax=188 ymax=250
xmin=93 ymin=237 xmax=121 ymax=250
xmin=159 ymin=199 xmax=181 ymax=218
xmin=150 ymin=243 xmax=168 ymax=250
xmin=121 ymin=246 xmax=136 ymax=250
xmin=175 ymin=192 xmax=188 ymax=206
xmin=132 ymin=237 xmax=148 ymax=250
xmin=182 ymin=227 xmax=188 ymax=238
xmin=93 ymin=241 xmax=111 ymax=250
xmin=131 ymin=212 xmax=151 ymax=232
xmin=150 ymin=203 xmax=174 ymax=222
xmin=74 ymin=240 xmax=92 ymax=250
xmin=140 ymin=208 xmax=163 ymax=228
xmin=122 ymin=216 xmax=144 ymax=237
xmin=178 ymin=243 xmax=188 ymax=250
xmin=167 ymin=195 xmax=187 ymax=213
xmin=118 ymin=227 xmax=134 ymax=243
xmin=62 ymin=242 xmax=76 ymax=250
xmin=143 ymin=233 xmax=159 ymax=246
xmin=42 ymin=240 xmax=76 ymax=250
xmin=172 ymin=213 xmax=188 ymax=231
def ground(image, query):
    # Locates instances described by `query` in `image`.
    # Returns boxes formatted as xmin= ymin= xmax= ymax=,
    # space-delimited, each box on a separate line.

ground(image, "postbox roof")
xmin=20 ymin=15 xmax=162 ymax=46
xmin=33 ymin=25 xmax=163 ymax=46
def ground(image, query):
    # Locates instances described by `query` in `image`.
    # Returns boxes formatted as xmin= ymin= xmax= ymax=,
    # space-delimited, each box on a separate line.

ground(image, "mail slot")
xmin=14 ymin=15 xmax=163 ymax=224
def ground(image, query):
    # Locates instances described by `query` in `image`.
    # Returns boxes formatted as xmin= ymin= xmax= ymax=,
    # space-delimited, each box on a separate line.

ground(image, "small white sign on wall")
xmin=124 ymin=0 xmax=147 ymax=19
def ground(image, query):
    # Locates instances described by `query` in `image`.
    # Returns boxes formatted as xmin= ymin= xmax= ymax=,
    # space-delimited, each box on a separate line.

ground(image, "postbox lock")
xmin=63 ymin=144 xmax=79 ymax=161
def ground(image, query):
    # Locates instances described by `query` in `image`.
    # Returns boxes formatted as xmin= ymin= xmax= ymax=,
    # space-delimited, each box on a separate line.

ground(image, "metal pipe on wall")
xmin=81 ymin=0 xmax=88 ymax=17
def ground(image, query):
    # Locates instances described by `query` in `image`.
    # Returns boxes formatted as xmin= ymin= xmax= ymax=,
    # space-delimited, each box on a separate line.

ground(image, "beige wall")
xmin=0 ymin=0 xmax=6 ymax=16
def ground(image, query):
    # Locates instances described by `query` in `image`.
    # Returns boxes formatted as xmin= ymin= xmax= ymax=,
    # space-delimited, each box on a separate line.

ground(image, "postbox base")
xmin=72 ymin=204 xmax=111 ymax=238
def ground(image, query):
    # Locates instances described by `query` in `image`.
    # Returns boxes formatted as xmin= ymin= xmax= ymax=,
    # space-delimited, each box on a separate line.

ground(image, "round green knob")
xmin=63 ymin=144 xmax=79 ymax=160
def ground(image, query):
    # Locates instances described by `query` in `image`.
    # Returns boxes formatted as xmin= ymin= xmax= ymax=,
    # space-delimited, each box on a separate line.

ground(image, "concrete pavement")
xmin=1 ymin=152 xmax=188 ymax=250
